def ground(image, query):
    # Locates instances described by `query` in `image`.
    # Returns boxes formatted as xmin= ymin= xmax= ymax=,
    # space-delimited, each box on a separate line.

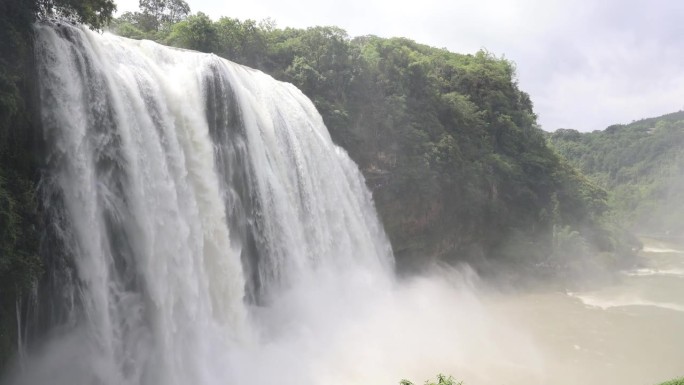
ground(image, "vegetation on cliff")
xmin=657 ymin=378 xmax=684 ymax=385
xmin=549 ymin=111 xmax=684 ymax=236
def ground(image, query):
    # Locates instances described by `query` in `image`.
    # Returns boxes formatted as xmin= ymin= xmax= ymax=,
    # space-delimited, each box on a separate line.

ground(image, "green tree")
xmin=213 ymin=17 xmax=268 ymax=65
xmin=139 ymin=0 xmax=190 ymax=30
xmin=400 ymin=374 xmax=463 ymax=385
xmin=112 ymin=0 xmax=189 ymax=38
xmin=165 ymin=12 xmax=218 ymax=53
xmin=38 ymin=0 xmax=117 ymax=29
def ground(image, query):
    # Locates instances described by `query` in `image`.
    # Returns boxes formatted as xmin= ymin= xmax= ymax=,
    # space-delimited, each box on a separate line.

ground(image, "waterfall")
xmin=13 ymin=22 xmax=393 ymax=385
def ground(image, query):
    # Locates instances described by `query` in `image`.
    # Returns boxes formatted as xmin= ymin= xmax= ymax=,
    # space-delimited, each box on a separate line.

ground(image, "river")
xmin=252 ymin=238 xmax=684 ymax=385
xmin=482 ymin=237 xmax=684 ymax=385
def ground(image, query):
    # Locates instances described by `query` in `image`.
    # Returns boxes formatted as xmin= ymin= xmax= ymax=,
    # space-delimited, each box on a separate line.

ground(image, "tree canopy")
xmin=549 ymin=111 xmax=684 ymax=236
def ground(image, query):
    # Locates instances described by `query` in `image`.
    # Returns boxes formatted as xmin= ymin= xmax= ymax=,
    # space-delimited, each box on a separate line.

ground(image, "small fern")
xmin=399 ymin=374 xmax=462 ymax=385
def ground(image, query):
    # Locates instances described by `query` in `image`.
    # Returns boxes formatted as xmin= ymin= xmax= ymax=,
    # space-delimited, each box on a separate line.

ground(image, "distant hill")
xmin=549 ymin=111 xmax=684 ymax=237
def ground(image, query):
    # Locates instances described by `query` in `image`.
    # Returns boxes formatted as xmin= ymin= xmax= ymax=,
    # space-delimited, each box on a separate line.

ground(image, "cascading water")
xmin=11 ymin=22 xmax=393 ymax=385
xmin=4 ymin=22 xmax=546 ymax=385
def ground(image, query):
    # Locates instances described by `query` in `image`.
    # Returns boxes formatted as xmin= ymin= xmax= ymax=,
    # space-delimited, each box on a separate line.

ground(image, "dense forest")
xmin=0 ymin=0 xmax=639 ymax=369
xmin=550 ymin=111 xmax=684 ymax=237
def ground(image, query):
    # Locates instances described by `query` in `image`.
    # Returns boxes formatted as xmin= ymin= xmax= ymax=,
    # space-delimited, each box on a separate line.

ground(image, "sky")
xmin=114 ymin=0 xmax=684 ymax=132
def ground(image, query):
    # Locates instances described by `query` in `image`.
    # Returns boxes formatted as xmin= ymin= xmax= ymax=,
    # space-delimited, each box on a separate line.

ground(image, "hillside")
xmin=549 ymin=111 xmax=684 ymax=237
xmin=110 ymin=10 xmax=637 ymax=274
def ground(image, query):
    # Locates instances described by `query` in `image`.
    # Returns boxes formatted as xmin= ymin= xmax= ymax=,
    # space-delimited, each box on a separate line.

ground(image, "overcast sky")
xmin=115 ymin=0 xmax=684 ymax=132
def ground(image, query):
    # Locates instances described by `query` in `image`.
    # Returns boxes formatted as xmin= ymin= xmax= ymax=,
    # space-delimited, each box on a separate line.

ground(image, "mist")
xmin=0 ymin=264 xmax=553 ymax=385
xmin=9 ymin=254 xmax=684 ymax=385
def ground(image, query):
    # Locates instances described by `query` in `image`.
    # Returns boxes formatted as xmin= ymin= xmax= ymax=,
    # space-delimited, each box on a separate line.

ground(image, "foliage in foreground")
xmin=657 ymin=378 xmax=684 ymax=385
xmin=401 ymin=374 xmax=462 ymax=385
